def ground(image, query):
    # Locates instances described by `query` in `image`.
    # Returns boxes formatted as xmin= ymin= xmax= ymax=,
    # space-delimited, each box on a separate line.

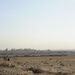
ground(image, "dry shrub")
xmin=49 ymin=58 xmax=52 ymax=60
xmin=50 ymin=65 xmax=53 ymax=66
xmin=0 ymin=63 xmax=15 ymax=67
xmin=60 ymin=63 xmax=64 ymax=66
xmin=27 ymin=67 xmax=43 ymax=74
xmin=0 ymin=63 xmax=9 ymax=67
xmin=55 ymin=72 xmax=69 ymax=75
xmin=10 ymin=64 xmax=15 ymax=67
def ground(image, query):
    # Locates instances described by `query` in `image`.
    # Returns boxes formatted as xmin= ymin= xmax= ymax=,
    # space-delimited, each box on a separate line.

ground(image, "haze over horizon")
xmin=0 ymin=0 xmax=75 ymax=50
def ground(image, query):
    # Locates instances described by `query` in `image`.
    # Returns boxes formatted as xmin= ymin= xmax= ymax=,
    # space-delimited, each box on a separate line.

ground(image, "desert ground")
xmin=0 ymin=56 xmax=75 ymax=75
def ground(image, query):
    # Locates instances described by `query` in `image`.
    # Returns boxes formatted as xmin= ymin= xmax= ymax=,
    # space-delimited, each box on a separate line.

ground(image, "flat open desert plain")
xmin=0 ymin=56 xmax=75 ymax=75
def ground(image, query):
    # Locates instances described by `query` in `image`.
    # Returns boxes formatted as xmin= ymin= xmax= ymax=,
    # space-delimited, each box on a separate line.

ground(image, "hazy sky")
xmin=0 ymin=0 xmax=75 ymax=50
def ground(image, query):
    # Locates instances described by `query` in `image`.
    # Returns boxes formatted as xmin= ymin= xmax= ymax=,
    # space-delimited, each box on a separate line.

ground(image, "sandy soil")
xmin=0 ymin=56 xmax=75 ymax=75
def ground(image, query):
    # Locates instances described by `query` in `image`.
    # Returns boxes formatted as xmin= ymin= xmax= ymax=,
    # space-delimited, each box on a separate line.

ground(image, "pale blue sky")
xmin=0 ymin=0 xmax=75 ymax=50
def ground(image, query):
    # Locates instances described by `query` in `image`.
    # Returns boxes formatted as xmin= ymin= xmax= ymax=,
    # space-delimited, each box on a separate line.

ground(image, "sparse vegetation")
xmin=60 ymin=63 xmax=64 ymax=66
xmin=49 ymin=58 xmax=52 ymax=60
xmin=27 ymin=67 xmax=43 ymax=74
xmin=0 ymin=56 xmax=75 ymax=75
xmin=0 ymin=63 xmax=15 ymax=67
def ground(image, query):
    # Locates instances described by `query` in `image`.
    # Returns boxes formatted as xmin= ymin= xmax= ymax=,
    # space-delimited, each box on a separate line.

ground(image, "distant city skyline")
xmin=0 ymin=0 xmax=75 ymax=50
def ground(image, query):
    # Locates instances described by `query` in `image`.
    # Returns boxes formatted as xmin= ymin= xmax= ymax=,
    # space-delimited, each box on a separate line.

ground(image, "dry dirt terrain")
xmin=0 ymin=56 xmax=75 ymax=75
